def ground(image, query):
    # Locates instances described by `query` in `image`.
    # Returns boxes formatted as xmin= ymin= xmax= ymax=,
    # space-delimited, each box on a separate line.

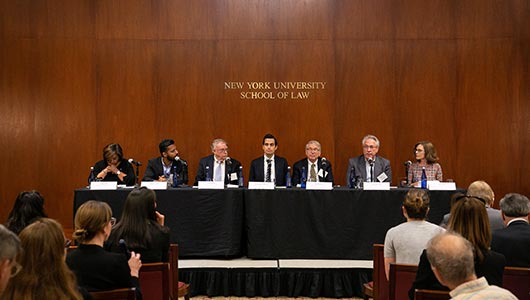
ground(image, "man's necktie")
xmin=370 ymin=165 xmax=374 ymax=182
xmin=310 ymin=163 xmax=317 ymax=182
xmin=214 ymin=161 xmax=223 ymax=181
xmin=266 ymin=159 xmax=272 ymax=182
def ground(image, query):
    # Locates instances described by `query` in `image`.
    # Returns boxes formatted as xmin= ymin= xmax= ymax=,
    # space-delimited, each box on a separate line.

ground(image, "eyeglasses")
xmin=415 ymin=149 xmax=424 ymax=153
xmin=109 ymin=217 xmax=116 ymax=226
xmin=215 ymin=148 xmax=228 ymax=153
xmin=306 ymin=148 xmax=320 ymax=152
xmin=363 ymin=145 xmax=377 ymax=150
xmin=64 ymin=239 xmax=72 ymax=248
xmin=10 ymin=260 xmax=22 ymax=278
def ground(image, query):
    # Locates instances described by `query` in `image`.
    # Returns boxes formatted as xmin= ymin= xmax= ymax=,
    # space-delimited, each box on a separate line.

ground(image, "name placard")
xmin=198 ymin=181 xmax=224 ymax=190
xmin=90 ymin=181 xmax=117 ymax=190
xmin=141 ymin=181 xmax=167 ymax=190
xmin=305 ymin=182 xmax=333 ymax=190
xmin=248 ymin=181 xmax=275 ymax=190
xmin=427 ymin=181 xmax=456 ymax=191
xmin=363 ymin=182 xmax=390 ymax=191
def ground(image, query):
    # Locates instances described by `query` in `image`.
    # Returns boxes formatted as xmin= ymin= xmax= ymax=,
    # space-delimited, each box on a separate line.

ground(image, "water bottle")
xmin=349 ymin=166 xmax=355 ymax=188
xmin=238 ymin=166 xmax=244 ymax=188
xmin=87 ymin=166 xmax=96 ymax=186
xmin=205 ymin=165 xmax=211 ymax=181
xmin=421 ymin=167 xmax=427 ymax=189
xmin=301 ymin=166 xmax=307 ymax=189
xmin=285 ymin=166 xmax=292 ymax=188
xmin=172 ymin=165 xmax=179 ymax=188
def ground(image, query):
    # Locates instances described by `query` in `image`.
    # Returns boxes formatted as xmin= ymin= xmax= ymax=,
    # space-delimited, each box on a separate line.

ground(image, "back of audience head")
xmin=0 ymin=225 xmax=20 ymax=295
xmin=499 ymin=193 xmax=530 ymax=218
xmin=427 ymin=232 xmax=475 ymax=289
xmin=2 ymin=218 xmax=82 ymax=300
xmin=5 ymin=190 xmax=47 ymax=235
xmin=447 ymin=196 xmax=491 ymax=262
xmin=113 ymin=187 xmax=159 ymax=248
xmin=403 ymin=189 xmax=430 ymax=220
xmin=467 ymin=180 xmax=495 ymax=207
xmin=73 ymin=200 xmax=112 ymax=243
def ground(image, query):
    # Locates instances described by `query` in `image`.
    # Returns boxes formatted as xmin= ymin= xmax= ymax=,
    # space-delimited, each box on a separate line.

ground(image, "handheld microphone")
xmin=128 ymin=158 xmax=142 ymax=166
xmin=118 ymin=239 xmax=131 ymax=259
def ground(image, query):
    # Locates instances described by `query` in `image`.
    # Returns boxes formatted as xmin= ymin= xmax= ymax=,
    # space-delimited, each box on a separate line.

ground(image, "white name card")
xmin=428 ymin=181 xmax=456 ymax=191
xmin=198 ymin=181 xmax=224 ymax=190
xmin=90 ymin=181 xmax=117 ymax=190
xmin=363 ymin=182 xmax=390 ymax=190
xmin=305 ymin=182 xmax=333 ymax=190
xmin=141 ymin=181 xmax=167 ymax=190
xmin=248 ymin=181 xmax=275 ymax=190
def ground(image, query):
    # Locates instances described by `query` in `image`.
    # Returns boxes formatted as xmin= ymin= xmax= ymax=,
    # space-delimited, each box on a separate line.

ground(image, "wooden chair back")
xmin=139 ymin=262 xmax=170 ymax=300
xmin=414 ymin=289 xmax=450 ymax=300
xmin=169 ymin=243 xmax=190 ymax=300
xmin=372 ymin=244 xmax=388 ymax=300
xmin=89 ymin=288 xmax=136 ymax=300
xmin=389 ymin=263 xmax=418 ymax=300
xmin=503 ymin=266 xmax=530 ymax=300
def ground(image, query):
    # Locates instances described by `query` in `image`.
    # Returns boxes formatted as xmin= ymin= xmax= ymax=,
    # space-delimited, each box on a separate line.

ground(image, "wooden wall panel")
xmin=0 ymin=0 xmax=528 ymax=229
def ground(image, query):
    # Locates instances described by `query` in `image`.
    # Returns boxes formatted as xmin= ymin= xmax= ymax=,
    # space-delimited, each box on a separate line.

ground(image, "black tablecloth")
xmin=245 ymin=188 xmax=456 ymax=259
xmin=73 ymin=188 xmax=245 ymax=257
xmin=74 ymin=187 xmax=457 ymax=259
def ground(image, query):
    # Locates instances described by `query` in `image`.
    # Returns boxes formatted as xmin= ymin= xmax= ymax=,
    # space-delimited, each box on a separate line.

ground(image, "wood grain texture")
xmin=0 ymin=0 xmax=528 ymax=230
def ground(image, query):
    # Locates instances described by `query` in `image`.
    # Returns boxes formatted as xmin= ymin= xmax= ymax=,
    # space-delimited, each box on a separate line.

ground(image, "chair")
xmin=169 ymin=244 xmax=190 ymax=300
xmin=414 ymin=289 xmax=450 ymax=300
xmin=90 ymin=288 xmax=136 ymax=300
xmin=389 ymin=263 xmax=418 ymax=300
xmin=139 ymin=262 xmax=170 ymax=300
xmin=502 ymin=266 xmax=530 ymax=300
xmin=363 ymin=244 xmax=388 ymax=300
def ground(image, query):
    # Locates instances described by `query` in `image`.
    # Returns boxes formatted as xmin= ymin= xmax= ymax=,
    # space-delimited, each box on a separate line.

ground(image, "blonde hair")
xmin=73 ymin=200 xmax=112 ymax=243
xmin=467 ymin=180 xmax=494 ymax=206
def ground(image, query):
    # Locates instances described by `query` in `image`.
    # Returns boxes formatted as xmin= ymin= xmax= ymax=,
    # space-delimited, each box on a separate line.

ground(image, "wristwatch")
xmin=117 ymin=171 xmax=121 ymax=175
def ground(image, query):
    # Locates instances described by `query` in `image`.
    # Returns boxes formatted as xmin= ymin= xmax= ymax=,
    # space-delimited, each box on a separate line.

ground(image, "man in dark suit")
xmin=142 ymin=139 xmax=188 ymax=186
xmin=249 ymin=134 xmax=289 ymax=186
xmin=292 ymin=140 xmax=333 ymax=186
xmin=346 ymin=134 xmax=392 ymax=185
xmin=194 ymin=138 xmax=242 ymax=186
xmin=491 ymin=193 xmax=530 ymax=267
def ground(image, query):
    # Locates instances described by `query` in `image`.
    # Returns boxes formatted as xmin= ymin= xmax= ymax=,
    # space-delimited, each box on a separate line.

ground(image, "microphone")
xmin=368 ymin=158 xmax=374 ymax=166
xmin=128 ymin=158 xmax=142 ymax=166
xmin=175 ymin=156 xmax=187 ymax=166
xmin=225 ymin=157 xmax=232 ymax=166
xmin=404 ymin=160 xmax=412 ymax=166
xmin=321 ymin=157 xmax=327 ymax=166
xmin=118 ymin=239 xmax=131 ymax=259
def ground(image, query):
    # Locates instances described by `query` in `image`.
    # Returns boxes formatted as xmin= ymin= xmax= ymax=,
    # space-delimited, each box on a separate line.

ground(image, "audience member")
xmin=292 ymin=140 xmax=334 ymax=185
xmin=409 ymin=196 xmax=506 ymax=299
xmin=440 ymin=181 xmax=504 ymax=230
xmin=249 ymin=133 xmax=289 ymax=186
xmin=427 ymin=232 xmax=516 ymax=299
xmin=491 ymin=193 xmax=530 ymax=267
xmin=106 ymin=187 xmax=170 ymax=263
xmin=1 ymin=218 xmax=84 ymax=300
xmin=384 ymin=189 xmax=445 ymax=279
xmin=346 ymin=134 xmax=392 ymax=184
xmin=142 ymin=139 xmax=188 ymax=186
xmin=194 ymin=138 xmax=242 ymax=185
xmin=66 ymin=200 xmax=142 ymax=297
xmin=407 ymin=141 xmax=442 ymax=187
xmin=5 ymin=190 xmax=47 ymax=235
xmin=0 ymin=225 xmax=20 ymax=296
xmin=93 ymin=143 xmax=136 ymax=186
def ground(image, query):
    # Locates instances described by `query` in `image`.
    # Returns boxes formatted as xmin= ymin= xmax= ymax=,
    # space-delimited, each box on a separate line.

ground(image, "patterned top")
xmin=450 ymin=277 xmax=517 ymax=300
xmin=407 ymin=162 xmax=443 ymax=184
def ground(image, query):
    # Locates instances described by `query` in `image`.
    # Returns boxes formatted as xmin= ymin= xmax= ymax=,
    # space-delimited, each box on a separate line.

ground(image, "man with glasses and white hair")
xmin=292 ymin=140 xmax=334 ymax=186
xmin=0 ymin=224 xmax=21 ymax=295
xmin=346 ymin=134 xmax=392 ymax=184
xmin=195 ymin=138 xmax=242 ymax=186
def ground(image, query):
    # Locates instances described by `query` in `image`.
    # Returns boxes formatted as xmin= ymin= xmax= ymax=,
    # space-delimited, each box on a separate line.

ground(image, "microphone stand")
xmin=135 ymin=164 xmax=141 ymax=187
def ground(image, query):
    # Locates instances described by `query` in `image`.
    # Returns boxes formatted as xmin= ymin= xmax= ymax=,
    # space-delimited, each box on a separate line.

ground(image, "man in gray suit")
xmin=346 ymin=134 xmax=392 ymax=185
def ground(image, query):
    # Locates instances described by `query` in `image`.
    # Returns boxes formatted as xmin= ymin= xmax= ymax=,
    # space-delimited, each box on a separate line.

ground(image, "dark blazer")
xmin=142 ymin=156 xmax=189 ymax=185
xmin=346 ymin=155 xmax=392 ymax=185
xmin=491 ymin=220 xmax=530 ymax=267
xmin=106 ymin=221 xmax=170 ymax=263
xmin=194 ymin=154 xmax=242 ymax=186
xmin=66 ymin=244 xmax=140 ymax=293
xmin=248 ymin=155 xmax=289 ymax=186
xmin=93 ymin=159 xmax=136 ymax=186
xmin=408 ymin=249 xmax=506 ymax=299
xmin=292 ymin=157 xmax=333 ymax=186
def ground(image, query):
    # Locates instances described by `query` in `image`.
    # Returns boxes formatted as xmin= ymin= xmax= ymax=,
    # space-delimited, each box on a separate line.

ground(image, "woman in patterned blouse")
xmin=407 ymin=141 xmax=443 ymax=186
